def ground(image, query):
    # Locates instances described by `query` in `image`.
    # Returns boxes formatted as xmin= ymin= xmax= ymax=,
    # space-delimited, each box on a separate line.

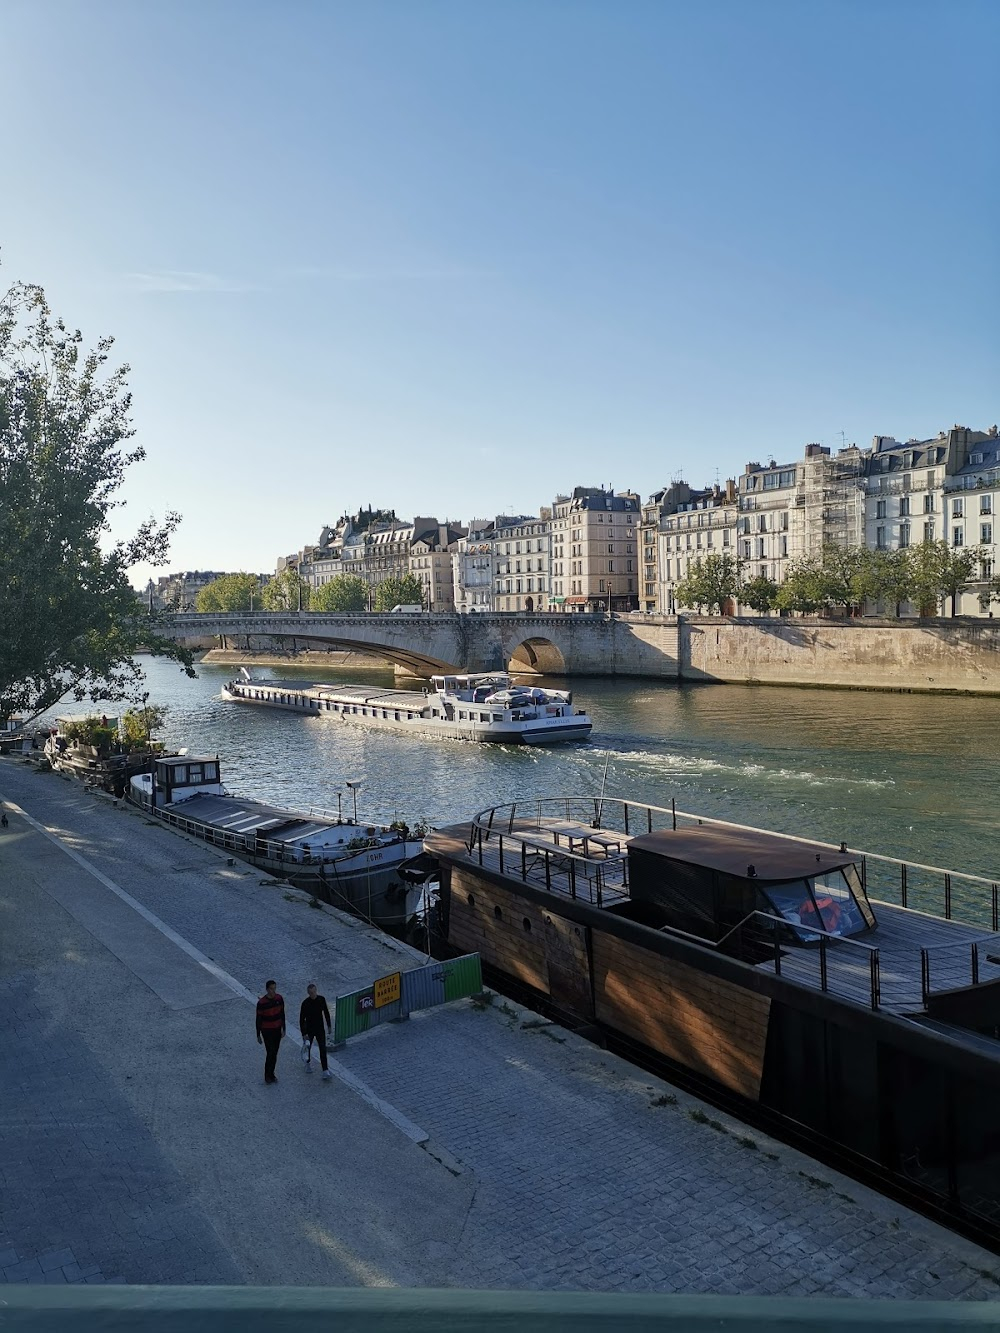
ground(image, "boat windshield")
xmin=764 ymin=869 xmax=869 ymax=943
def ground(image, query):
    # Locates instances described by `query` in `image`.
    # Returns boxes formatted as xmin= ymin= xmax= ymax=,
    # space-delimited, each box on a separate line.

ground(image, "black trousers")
xmin=304 ymin=1027 xmax=329 ymax=1071
xmin=262 ymin=1030 xmax=282 ymax=1081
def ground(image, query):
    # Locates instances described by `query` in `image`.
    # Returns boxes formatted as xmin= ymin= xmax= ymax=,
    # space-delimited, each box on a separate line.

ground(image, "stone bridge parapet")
xmin=154 ymin=612 xmax=683 ymax=679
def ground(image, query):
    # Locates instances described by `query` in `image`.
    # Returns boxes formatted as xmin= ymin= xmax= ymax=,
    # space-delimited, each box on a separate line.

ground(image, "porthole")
xmin=467 ymin=893 xmax=476 ymax=908
xmin=523 ymin=917 xmax=531 ymax=933
xmin=494 ymin=905 xmax=503 ymax=921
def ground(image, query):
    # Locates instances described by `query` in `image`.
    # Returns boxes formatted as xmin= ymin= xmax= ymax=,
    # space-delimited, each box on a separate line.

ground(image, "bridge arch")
xmin=508 ymin=636 xmax=567 ymax=676
xmin=233 ymin=632 xmax=456 ymax=678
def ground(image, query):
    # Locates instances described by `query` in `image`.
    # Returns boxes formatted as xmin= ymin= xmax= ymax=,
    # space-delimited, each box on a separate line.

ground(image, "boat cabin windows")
xmin=763 ymin=871 xmax=870 ymax=942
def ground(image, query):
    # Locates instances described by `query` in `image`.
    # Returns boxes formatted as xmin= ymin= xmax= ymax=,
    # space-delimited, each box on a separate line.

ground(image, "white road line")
xmin=0 ymin=793 xmax=429 ymax=1145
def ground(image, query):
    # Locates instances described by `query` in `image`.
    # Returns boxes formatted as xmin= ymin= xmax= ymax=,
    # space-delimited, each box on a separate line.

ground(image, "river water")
xmin=102 ymin=657 xmax=1000 ymax=887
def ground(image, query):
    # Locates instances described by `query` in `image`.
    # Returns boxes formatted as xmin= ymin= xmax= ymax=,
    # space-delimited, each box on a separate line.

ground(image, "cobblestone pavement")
xmin=2 ymin=757 xmax=1000 ymax=1298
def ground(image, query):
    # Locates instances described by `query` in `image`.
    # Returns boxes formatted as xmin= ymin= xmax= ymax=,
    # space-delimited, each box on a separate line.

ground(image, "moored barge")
xmin=424 ymin=796 xmax=1000 ymax=1245
xmin=130 ymin=755 xmax=424 ymax=928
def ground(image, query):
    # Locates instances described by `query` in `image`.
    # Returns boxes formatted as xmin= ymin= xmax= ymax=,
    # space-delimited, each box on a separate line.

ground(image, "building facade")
xmin=550 ymin=488 xmax=640 ymax=612
xmin=492 ymin=513 xmax=552 ymax=613
xmin=656 ymin=482 xmax=738 ymax=614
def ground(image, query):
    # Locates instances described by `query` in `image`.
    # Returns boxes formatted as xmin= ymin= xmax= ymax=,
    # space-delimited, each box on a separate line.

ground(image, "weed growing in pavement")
xmin=735 ymin=1135 xmax=758 ymax=1150
xmin=282 ymin=893 xmax=297 ymax=902
xmin=308 ymin=896 xmax=322 ymax=909
xmin=469 ymin=991 xmax=495 ymax=1011
xmin=649 ymin=1093 xmax=677 ymax=1108
xmin=798 ymin=1171 xmax=832 ymax=1190
xmin=688 ymin=1108 xmax=728 ymax=1133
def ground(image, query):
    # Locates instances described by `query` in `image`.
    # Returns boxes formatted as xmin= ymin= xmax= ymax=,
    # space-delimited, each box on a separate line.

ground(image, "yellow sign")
xmin=373 ymin=971 xmax=401 ymax=1009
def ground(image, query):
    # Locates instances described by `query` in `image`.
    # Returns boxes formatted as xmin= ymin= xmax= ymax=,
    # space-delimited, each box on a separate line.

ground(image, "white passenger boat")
xmin=221 ymin=671 xmax=593 ymax=745
xmin=129 ymin=755 xmax=424 ymax=927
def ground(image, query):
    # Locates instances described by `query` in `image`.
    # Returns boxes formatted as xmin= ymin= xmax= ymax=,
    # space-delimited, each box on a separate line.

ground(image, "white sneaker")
xmin=322 ymin=1069 xmax=332 ymax=1080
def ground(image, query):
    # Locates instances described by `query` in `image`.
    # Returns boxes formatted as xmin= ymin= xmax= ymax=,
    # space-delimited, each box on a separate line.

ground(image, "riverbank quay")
xmin=1 ymin=761 xmax=999 ymax=1299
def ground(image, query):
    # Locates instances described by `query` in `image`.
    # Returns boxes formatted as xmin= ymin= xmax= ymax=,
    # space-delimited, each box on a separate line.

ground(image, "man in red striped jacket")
xmin=256 ymin=980 xmax=286 ymax=1084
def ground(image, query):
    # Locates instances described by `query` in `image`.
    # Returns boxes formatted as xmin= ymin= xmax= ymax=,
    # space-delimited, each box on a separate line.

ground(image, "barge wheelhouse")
xmin=425 ymin=797 xmax=1000 ymax=1245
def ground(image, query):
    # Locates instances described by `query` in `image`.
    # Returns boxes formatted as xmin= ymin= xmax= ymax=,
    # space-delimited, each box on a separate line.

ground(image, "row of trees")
xmin=194 ymin=571 xmax=426 ymax=614
xmin=675 ymin=543 xmax=1000 ymax=618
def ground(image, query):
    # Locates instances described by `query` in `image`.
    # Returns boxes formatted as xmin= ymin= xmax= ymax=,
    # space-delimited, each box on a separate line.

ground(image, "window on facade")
xmin=899 ymin=497 xmax=910 ymax=517
xmin=763 ymin=473 xmax=779 ymax=489
xmin=599 ymin=579 xmax=605 ymax=593
xmin=899 ymin=523 xmax=910 ymax=548
xmin=953 ymin=499 xmax=964 ymax=517
xmin=983 ymin=560 xmax=995 ymax=581
xmin=758 ymin=516 xmax=767 ymax=533
xmin=876 ymin=499 xmax=886 ymax=519
xmin=723 ymin=530 xmax=731 ymax=547
xmin=924 ymin=494 xmax=934 ymax=513
xmin=742 ymin=541 xmax=751 ymax=559
xmin=608 ymin=561 xmax=615 ymax=573
xmin=924 ymin=521 xmax=935 ymax=542
xmin=982 ymin=497 xmax=993 ymax=514
xmin=982 ymin=524 xmax=993 ymax=545
xmin=780 ymin=535 xmax=788 ymax=557
xmin=953 ymin=527 xmax=964 ymax=548
xmin=755 ymin=538 xmax=765 ymax=558
xmin=876 ymin=526 xmax=886 ymax=549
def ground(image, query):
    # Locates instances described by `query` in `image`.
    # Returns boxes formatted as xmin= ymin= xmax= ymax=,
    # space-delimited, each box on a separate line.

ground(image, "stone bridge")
xmin=155 ymin=612 xmax=682 ymax=678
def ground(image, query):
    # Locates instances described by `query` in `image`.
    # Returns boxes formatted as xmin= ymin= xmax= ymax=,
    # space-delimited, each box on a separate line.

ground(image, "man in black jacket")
xmin=299 ymin=984 xmax=333 ymax=1079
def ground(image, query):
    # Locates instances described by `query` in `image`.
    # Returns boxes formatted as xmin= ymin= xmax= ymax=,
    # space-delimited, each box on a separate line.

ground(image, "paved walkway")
xmin=1 ymin=755 xmax=999 ymax=1298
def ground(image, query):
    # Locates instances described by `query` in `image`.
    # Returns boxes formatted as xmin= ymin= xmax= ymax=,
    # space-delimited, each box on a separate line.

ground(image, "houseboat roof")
xmin=628 ymin=826 xmax=859 ymax=883
xmin=157 ymin=755 xmax=218 ymax=768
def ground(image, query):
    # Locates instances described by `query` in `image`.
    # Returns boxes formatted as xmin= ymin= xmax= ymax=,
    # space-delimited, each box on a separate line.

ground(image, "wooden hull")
xmin=433 ymin=838 xmax=1000 ymax=1247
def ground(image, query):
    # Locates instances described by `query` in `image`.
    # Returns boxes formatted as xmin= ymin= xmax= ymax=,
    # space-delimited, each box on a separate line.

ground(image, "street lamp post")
xmin=346 ymin=781 xmax=360 ymax=824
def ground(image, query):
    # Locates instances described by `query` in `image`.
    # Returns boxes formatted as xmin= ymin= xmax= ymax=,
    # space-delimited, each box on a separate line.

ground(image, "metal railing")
xmin=920 ymin=933 xmax=1000 ymax=1006
xmin=2 ymin=1288 xmax=997 ymax=1329
xmin=134 ymin=795 xmax=402 ymax=868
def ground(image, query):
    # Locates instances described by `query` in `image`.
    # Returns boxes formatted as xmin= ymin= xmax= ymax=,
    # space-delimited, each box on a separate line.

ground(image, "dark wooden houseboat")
xmin=424 ymin=797 xmax=1000 ymax=1246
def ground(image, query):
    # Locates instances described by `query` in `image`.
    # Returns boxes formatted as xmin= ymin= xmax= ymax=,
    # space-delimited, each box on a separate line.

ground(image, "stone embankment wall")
xmin=679 ymin=617 xmax=1000 ymax=695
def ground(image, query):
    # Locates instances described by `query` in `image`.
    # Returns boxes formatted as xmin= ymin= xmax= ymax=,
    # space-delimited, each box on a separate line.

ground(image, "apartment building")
xmin=492 ymin=513 xmax=552 ymax=613
xmin=452 ymin=521 xmax=495 ymax=613
xmin=864 ymin=426 xmax=999 ymax=614
xmin=409 ymin=520 xmax=467 ymax=612
xmin=550 ymin=488 xmax=640 ymax=612
xmin=656 ymin=482 xmax=738 ymax=614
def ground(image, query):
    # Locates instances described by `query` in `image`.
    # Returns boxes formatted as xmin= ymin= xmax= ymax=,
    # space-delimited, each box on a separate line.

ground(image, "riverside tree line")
xmin=675 ymin=544 xmax=1000 ymax=618
xmin=191 ymin=569 xmax=427 ymax=614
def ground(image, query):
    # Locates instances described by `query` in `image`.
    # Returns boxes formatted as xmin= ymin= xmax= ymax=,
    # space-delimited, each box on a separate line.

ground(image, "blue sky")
xmin=3 ymin=0 xmax=997 ymax=584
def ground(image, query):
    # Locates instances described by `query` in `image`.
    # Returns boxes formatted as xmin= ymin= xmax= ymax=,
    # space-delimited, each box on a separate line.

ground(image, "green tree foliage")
xmin=739 ymin=574 xmax=779 ymax=613
xmin=864 ymin=548 xmax=912 ymax=616
xmin=374 ymin=574 xmax=425 ymax=612
xmin=195 ymin=572 xmax=261 ymax=612
xmin=311 ymin=574 xmax=369 ymax=613
xmin=0 ymin=277 xmax=192 ymax=722
xmin=121 ymin=702 xmax=167 ymax=748
xmin=902 ymin=540 xmax=984 ymax=618
xmin=261 ymin=568 xmax=310 ymax=611
xmin=776 ymin=546 xmax=872 ymax=614
xmin=674 ymin=554 xmax=742 ymax=615
xmin=61 ymin=716 xmax=117 ymax=751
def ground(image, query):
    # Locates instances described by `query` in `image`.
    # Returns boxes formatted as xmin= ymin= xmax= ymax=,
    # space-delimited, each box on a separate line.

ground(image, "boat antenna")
xmin=596 ymin=750 xmax=611 ymax=826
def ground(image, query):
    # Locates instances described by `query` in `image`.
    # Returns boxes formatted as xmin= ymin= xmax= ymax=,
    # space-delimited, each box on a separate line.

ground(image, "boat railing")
xmin=919 ymin=932 xmax=1000 ymax=1006
xmin=466 ymin=811 xmax=629 ymax=909
xmin=715 ymin=909 xmax=882 ymax=1011
xmin=468 ymin=797 xmax=1000 ymax=933
xmin=136 ymin=797 xmax=387 ymax=868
